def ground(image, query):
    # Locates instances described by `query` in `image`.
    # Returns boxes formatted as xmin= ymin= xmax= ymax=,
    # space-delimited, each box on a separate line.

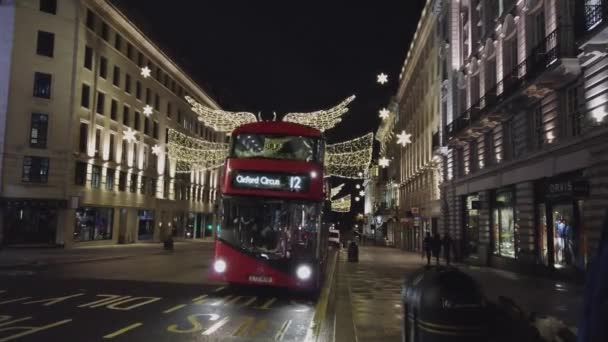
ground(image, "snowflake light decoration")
xmin=359 ymin=190 xmax=365 ymax=197
xmin=379 ymin=108 xmax=390 ymax=120
xmin=140 ymin=66 xmax=151 ymax=79
xmin=151 ymin=144 xmax=163 ymax=156
xmin=379 ymin=156 xmax=390 ymax=168
xmin=331 ymin=194 xmax=351 ymax=213
xmin=325 ymin=133 xmax=373 ymax=179
xmin=396 ymin=130 xmax=412 ymax=147
xmin=377 ymin=73 xmax=388 ymax=85
xmin=122 ymin=128 xmax=137 ymax=143
xmin=282 ymin=95 xmax=356 ymax=132
xmin=143 ymin=105 xmax=153 ymax=117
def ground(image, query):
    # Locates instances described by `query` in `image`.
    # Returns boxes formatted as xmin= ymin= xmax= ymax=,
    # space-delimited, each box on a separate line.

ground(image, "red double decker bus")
xmin=211 ymin=121 xmax=329 ymax=290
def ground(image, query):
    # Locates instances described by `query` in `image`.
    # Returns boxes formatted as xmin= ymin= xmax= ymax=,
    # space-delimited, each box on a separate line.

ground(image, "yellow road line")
xmin=163 ymin=304 xmax=187 ymax=314
xmin=232 ymin=317 xmax=254 ymax=336
xmin=191 ymin=295 xmax=208 ymax=304
xmin=202 ymin=316 xmax=230 ymax=335
xmin=275 ymin=320 xmax=292 ymax=341
xmin=256 ymin=297 xmax=277 ymax=310
xmin=213 ymin=286 xmax=226 ymax=292
xmin=0 ymin=319 xmax=72 ymax=342
xmin=305 ymin=250 xmax=338 ymax=341
xmin=103 ymin=323 xmax=143 ymax=339
xmin=0 ymin=317 xmax=32 ymax=328
xmin=0 ymin=297 xmax=32 ymax=305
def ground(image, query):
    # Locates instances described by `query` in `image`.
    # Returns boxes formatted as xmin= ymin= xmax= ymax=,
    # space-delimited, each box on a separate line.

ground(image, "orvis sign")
xmin=232 ymin=172 xmax=309 ymax=192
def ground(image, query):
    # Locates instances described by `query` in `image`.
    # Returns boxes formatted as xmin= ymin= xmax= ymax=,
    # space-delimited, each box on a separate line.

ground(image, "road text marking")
xmin=0 ymin=317 xmax=72 ymax=342
xmin=163 ymin=304 xmax=186 ymax=314
xmin=103 ymin=323 xmax=143 ymax=339
xmin=202 ymin=316 xmax=230 ymax=335
xmin=23 ymin=293 xmax=84 ymax=306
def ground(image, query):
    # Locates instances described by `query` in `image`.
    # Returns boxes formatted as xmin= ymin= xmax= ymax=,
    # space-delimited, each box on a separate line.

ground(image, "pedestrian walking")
xmin=443 ymin=232 xmax=453 ymax=265
xmin=432 ymin=232 xmax=442 ymax=265
xmin=423 ymin=232 xmax=433 ymax=266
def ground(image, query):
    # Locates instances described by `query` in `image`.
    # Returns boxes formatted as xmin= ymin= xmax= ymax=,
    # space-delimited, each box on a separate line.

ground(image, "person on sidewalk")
xmin=577 ymin=208 xmax=608 ymax=342
xmin=443 ymin=232 xmax=453 ymax=265
xmin=423 ymin=232 xmax=433 ymax=265
xmin=432 ymin=232 xmax=442 ymax=265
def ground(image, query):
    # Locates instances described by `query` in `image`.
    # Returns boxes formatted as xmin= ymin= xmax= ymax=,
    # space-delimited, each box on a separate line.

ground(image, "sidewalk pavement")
xmin=0 ymin=238 xmax=213 ymax=269
xmin=335 ymin=246 xmax=583 ymax=342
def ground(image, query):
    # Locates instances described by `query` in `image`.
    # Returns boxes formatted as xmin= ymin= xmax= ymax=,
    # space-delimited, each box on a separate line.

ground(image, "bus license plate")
xmin=249 ymin=275 xmax=273 ymax=284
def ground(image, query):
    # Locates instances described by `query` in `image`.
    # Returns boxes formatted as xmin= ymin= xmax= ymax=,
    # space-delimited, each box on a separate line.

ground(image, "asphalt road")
xmin=0 ymin=243 xmax=318 ymax=342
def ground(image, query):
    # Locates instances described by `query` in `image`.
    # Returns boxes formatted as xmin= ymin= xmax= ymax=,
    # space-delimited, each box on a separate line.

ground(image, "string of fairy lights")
xmin=325 ymin=132 xmax=373 ymax=179
xmin=331 ymin=194 xmax=351 ymax=213
xmin=330 ymin=183 xmax=345 ymax=199
xmin=282 ymin=95 xmax=356 ymax=132
xmin=166 ymin=128 xmax=228 ymax=172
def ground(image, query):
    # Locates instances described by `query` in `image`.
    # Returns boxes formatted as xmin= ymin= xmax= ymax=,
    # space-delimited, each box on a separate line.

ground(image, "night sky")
xmin=112 ymin=0 xmax=426 ymax=222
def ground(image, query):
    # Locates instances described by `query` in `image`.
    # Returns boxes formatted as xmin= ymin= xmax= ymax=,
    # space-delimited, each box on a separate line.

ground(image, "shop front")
xmin=137 ymin=210 xmax=155 ymax=241
xmin=535 ymin=171 xmax=588 ymax=273
xmin=1 ymin=198 xmax=65 ymax=246
xmin=74 ymin=207 xmax=114 ymax=242
xmin=490 ymin=187 xmax=517 ymax=266
xmin=462 ymin=194 xmax=480 ymax=260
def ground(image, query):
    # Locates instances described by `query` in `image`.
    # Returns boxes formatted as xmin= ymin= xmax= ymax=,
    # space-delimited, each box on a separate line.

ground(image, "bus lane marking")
xmin=255 ymin=297 xmax=277 ymax=310
xmin=210 ymin=295 xmax=234 ymax=306
xmin=202 ymin=316 xmax=230 ymax=335
xmin=191 ymin=295 xmax=208 ymax=304
xmin=226 ymin=296 xmax=257 ymax=307
xmin=0 ymin=316 xmax=72 ymax=342
xmin=213 ymin=286 xmax=226 ymax=292
xmin=23 ymin=293 xmax=85 ymax=306
xmin=275 ymin=320 xmax=292 ymax=341
xmin=105 ymin=297 xmax=161 ymax=311
xmin=163 ymin=304 xmax=187 ymax=314
xmin=0 ymin=297 xmax=31 ymax=305
xmin=232 ymin=316 xmax=270 ymax=337
xmin=78 ymin=295 xmax=125 ymax=308
xmin=167 ymin=313 xmax=220 ymax=334
xmin=103 ymin=323 xmax=143 ymax=339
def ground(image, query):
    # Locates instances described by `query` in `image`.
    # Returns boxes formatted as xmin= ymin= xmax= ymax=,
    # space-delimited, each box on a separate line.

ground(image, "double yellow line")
xmin=306 ymin=250 xmax=339 ymax=341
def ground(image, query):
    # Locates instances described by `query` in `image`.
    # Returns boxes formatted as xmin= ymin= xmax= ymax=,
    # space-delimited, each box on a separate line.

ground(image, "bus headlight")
xmin=213 ymin=259 xmax=227 ymax=273
xmin=296 ymin=265 xmax=312 ymax=280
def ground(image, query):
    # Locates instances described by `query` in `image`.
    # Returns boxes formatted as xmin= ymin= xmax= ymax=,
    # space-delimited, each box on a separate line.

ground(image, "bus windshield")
xmin=219 ymin=198 xmax=321 ymax=260
xmin=231 ymin=134 xmax=320 ymax=162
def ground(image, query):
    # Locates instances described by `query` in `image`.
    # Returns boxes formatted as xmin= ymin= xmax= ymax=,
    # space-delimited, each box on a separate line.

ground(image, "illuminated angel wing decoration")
xmin=330 ymin=183 xmax=345 ymax=199
xmin=331 ymin=194 xmax=351 ymax=213
xmin=282 ymin=95 xmax=356 ymax=132
xmin=167 ymin=128 xmax=229 ymax=172
xmin=325 ymin=132 xmax=373 ymax=179
xmin=186 ymin=96 xmax=258 ymax=133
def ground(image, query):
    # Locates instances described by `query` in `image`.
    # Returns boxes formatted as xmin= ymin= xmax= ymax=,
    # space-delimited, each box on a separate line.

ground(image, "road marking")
xmin=213 ymin=286 xmax=226 ymax=292
xmin=211 ymin=295 xmax=233 ymax=306
xmin=163 ymin=304 xmax=186 ymax=314
xmin=249 ymin=319 xmax=269 ymax=337
xmin=0 ymin=318 xmax=72 ymax=342
xmin=0 ymin=317 xmax=32 ymax=327
xmin=103 ymin=323 xmax=143 ymax=339
xmin=232 ymin=317 xmax=269 ymax=337
xmin=0 ymin=297 xmax=32 ymax=305
xmin=275 ymin=320 xmax=292 ymax=341
xmin=232 ymin=317 xmax=254 ymax=337
xmin=23 ymin=293 xmax=85 ymax=306
xmin=202 ymin=316 xmax=230 ymax=335
xmin=167 ymin=314 xmax=219 ymax=334
xmin=226 ymin=296 xmax=257 ymax=307
xmin=191 ymin=295 xmax=208 ymax=304
xmin=106 ymin=297 xmax=161 ymax=311
xmin=78 ymin=295 xmax=125 ymax=308
xmin=0 ymin=316 xmax=12 ymax=323
xmin=256 ymin=297 xmax=277 ymax=310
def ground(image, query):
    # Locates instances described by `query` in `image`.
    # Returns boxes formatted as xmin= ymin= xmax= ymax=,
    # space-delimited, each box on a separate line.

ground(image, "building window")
xmin=86 ymin=9 xmax=96 ymax=30
xmin=123 ymin=105 xmax=130 ymax=126
xmin=101 ymin=21 xmax=109 ymax=41
xmin=39 ymin=0 xmax=57 ymax=14
xmin=153 ymin=121 xmax=159 ymax=139
xmin=36 ymin=31 xmax=54 ymax=57
xmin=167 ymin=102 xmax=172 ymax=119
xmin=22 ymin=156 xmax=49 ymax=183
xmin=75 ymin=161 xmax=87 ymax=185
xmin=125 ymin=74 xmax=131 ymax=94
xmin=154 ymin=94 xmax=160 ymax=110
xmin=84 ymin=46 xmax=93 ymax=70
xmin=114 ymin=33 xmax=122 ymax=51
xmin=134 ymin=112 xmax=140 ymax=131
xmin=33 ymin=72 xmax=52 ymax=98
xmin=136 ymin=81 xmax=142 ymax=100
xmin=30 ymin=113 xmax=48 ymax=148
xmin=130 ymin=173 xmax=138 ymax=193
xmin=119 ymin=171 xmax=127 ymax=191
xmin=533 ymin=106 xmax=544 ymax=149
xmin=81 ymin=84 xmax=90 ymax=108
xmin=108 ymin=134 xmax=115 ymax=161
xmin=96 ymin=92 xmax=105 ymax=115
xmin=74 ymin=207 xmax=113 ymax=242
xmin=491 ymin=188 xmax=516 ymax=258
xmin=140 ymin=176 xmax=147 ymax=195
xmin=133 ymin=143 xmax=139 ymax=167
xmin=137 ymin=51 xmax=144 ymax=67
xmin=127 ymin=43 xmax=134 ymax=60
xmin=567 ymin=86 xmax=582 ymax=137
xmin=121 ymin=140 xmax=128 ymax=164
xmin=106 ymin=168 xmax=115 ymax=191
xmin=110 ymin=99 xmax=118 ymax=120
xmin=148 ymin=178 xmax=156 ymax=196
xmin=99 ymin=56 xmax=107 ymax=78
xmin=79 ymin=122 xmax=88 ymax=153
xmin=95 ymin=128 xmax=102 ymax=157
xmin=91 ymin=165 xmax=101 ymax=188
xmin=145 ymin=88 xmax=151 ymax=104
xmin=112 ymin=66 xmax=120 ymax=86
xmin=144 ymin=117 xmax=150 ymax=135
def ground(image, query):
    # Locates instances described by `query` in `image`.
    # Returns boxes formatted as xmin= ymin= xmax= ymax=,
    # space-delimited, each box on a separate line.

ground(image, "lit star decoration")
xmin=377 ymin=73 xmax=388 ymax=85
xmin=379 ymin=108 xmax=390 ymax=120
xmin=396 ymin=130 xmax=412 ymax=147
xmin=143 ymin=105 xmax=153 ymax=117
xmin=325 ymin=133 xmax=374 ymax=179
xmin=140 ymin=66 xmax=151 ymax=79
xmin=331 ymin=194 xmax=351 ymax=213
xmin=151 ymin=144 xmax=162 ymax=156
xmin=379 ymin=156 xmax=391 ymax=168
xmin=122 ymin=128 xmax=137 ymax=143
xmin=359 ymin=190 xmax=365 ymax=197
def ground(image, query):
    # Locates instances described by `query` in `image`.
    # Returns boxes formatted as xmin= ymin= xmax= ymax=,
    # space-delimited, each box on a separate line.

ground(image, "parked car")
xmin=328 ymin=229 xmax=340 ymax=248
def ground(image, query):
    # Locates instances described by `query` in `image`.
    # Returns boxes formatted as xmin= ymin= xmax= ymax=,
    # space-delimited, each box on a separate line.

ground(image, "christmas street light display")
xmin=396 ymin=130 xmax=412 ymax=147
xmin=325 ymin=132 xmax=373 ymax=179
xmin=330 ymin=183 xmax=345 ymax=198
xmin=282 ymin=95 xmax=356 ymax=132
xmin=379 ymin=156 xmax=390 ymax=168
xmin=167 ymin=128 xmax=228 ymax=171
xmin=331 ymin=194 xmax=351 ymax=213
xmin=140 ymin=66 xmax=151 ymax=78
xmin=377 ymin=73 xmax=388 ymax=85
xmin=143 ymin=105 xmax=153 ymax=117
xmin=122 ymin=127 xmax=137 ymax=143
xmin=186 ymin=96 xmax=258 ymax=133
xmin=379 ymin=108 xmax=390 ymax=119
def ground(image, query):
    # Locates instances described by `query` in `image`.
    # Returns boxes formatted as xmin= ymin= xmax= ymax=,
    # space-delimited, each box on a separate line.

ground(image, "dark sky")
xmin=112 ymin=1 xmax=426 ymax=220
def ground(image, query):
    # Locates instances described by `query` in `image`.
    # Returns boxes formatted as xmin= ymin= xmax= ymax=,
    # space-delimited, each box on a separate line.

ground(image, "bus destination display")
xmin=232 ymin=172 xmax=309 ymax=192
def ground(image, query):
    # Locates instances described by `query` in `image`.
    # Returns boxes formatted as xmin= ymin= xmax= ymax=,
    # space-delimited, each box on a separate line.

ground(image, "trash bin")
xmin=402 ymin=266 xmax=488 ymax=342
xmin=347 ymin=241 xmax=359 ymax=262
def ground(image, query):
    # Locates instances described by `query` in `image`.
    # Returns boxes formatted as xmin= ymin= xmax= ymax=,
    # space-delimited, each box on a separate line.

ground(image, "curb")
xmin=306 ymin=249 xmax=339 ymax=341
xmin=0 ymin=255 xmax=133 ymax=270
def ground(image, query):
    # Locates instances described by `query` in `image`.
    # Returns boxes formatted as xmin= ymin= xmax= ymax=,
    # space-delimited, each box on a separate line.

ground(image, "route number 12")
xmin=289 ymin=177 xmax=302 ymax=190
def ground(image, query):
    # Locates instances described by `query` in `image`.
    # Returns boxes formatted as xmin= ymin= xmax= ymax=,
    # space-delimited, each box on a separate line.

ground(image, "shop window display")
xmin=74 ymin=207 xmax=113 ymax=242
xmin=464 ymin=194 xmax=480 ymax=257
xmin=492 ymin=189 xmax=516 ymax=258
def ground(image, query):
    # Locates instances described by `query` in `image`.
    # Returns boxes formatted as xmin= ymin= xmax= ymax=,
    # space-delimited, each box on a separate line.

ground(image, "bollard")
xmin=347 ymin=241 xmax=359 ymax=262
xmin=401 ymin=266 xmax=488 ymax=342
xmin=163 ymin=237 xmax=174 ymax=251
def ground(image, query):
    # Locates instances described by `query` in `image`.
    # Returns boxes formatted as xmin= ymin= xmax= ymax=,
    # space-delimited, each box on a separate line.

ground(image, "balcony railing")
xmin=585 ymin=3 xmax=607 ymax=31
xmin=446 ymin=28 xmax=569 ymax=140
